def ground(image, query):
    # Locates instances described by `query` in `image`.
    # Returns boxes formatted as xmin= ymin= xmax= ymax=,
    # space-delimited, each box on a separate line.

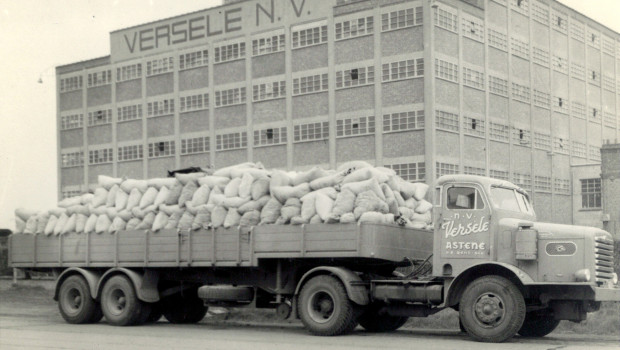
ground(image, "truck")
xmin=8 ymin=175 xmax=620 ymax=343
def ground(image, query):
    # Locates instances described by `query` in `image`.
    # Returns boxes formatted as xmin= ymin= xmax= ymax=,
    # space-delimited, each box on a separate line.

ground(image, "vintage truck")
xmin=8 ymin=175 xmax=620 ymax=342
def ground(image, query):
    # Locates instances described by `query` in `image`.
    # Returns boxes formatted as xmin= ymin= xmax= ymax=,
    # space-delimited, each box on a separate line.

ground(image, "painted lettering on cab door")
xmin=442 ymin=215 xmax=489 ymax=239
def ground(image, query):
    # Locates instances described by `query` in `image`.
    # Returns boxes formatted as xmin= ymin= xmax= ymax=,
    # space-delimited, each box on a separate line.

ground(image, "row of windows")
xmin=180 ymin=93 xmax=209 ymax=113
xmin=382 ymin=7 xmax=422 ymax=32
xmin=293 ymin=73 xmax=328 ymax=96
xmin=61 ymin=113 xmax=83 ymax=130
xmin=87 ymin=70 xmax=112 ymax=88
xmin=253 ymin=81 xmax=286 ymax=102
xmin=146 ymin=57 xmax=174 ymax=76
xmin=461 ymin=14 xmax=484 ymax=42
xmin=117 ymin=63 xmax=142 ymax=82
xmin=89 ymin=148 xmax=113 ymax=165
xmin=181 ymin=136 xmax=209 ymax=155
xmin=215 ymin=87 xmax=246 ymax=107
xmin=336 ymin=116 xmax=375 ymax=137
xmin=61 ymin=151 xmax=84 ymax=167
xmin=435 ymin=59 xmax=458 ymax=83
xmin=179 ymin=50 xmax=208 ymax=70
xmin=118 ymin=144 xmax=143 ymax=161
xmin=88 ymin=109 xmax=112 ymax=126
xmin=292 ymin=25 xmax=328 ymax=49
xmin=252 ymin=34 xmax=285 ymax=56
xmin=117 ymin=104 xmax=142 ymax=122
xmin=254 ymin=127 xmax=287 ymax=146
xmin=60 ymin=76 xmax=83 ymax=93
xmin=384 ymin=162 xmax=425 ymax=182
xmin=581 ymin=178 xmax=601 ymax=209
xmin=434 ymin=6 xmax=458 ymax=33
xmin=382 ymin=59 xmax=424 ymax=82
xmin=336 ymin=16 xmax=373 ymax=41
xmin=147 ymin=99 xmax=175 ymax=117
xmin=215 ymin=42 xmax=246 ymax=63
xmin=294 ymin=121 xmax=329 ymax=142
xmin=148 ymin=141 xmax=175 ymax=158
xmin=383 ymin=110 xmax=424 ymax=132
xmin=216 ymin=132 xmax=247 ymax=151
xmin=336 ymin=66 xmax=374 ymax=88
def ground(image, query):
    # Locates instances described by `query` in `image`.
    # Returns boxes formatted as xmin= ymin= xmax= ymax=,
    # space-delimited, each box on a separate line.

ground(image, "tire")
xmin=297 ymin=275 xmax=360 ymax=336
xmin=459 ymin=276 xmax=525 ymax=343
xmin=58 ymin=275 xmax=101 ymax=324
xmin=145 ymin=302 xmax=163 ymax=323
xmin=101 ymin=275 xmax=144 ymax=326
xmin=518 ymin=312 xmax=560 ymax=337
xmin=162 ymin=294 xmax=207 ymax=324
xmin=358 ymin=309 xmax=408 ymax=333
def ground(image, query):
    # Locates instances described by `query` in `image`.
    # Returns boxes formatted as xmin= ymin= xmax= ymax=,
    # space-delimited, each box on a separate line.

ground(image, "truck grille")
xmin=594 ymin=236 xmax=614 ymax=283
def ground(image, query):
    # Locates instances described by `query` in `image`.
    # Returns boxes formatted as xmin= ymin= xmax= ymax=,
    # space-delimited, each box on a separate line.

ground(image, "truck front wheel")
xmin=517 ymin=312 xmax=560 ymax=337
xmin=101 ymin=275 xmax=144 ymax=326
xmin=58 ymin=275 xmax=102 ymax=324
xmin=298 ymin=275 xmax=359 ymax=336
xmin=459 ymin=276 xmax=525 ymax=343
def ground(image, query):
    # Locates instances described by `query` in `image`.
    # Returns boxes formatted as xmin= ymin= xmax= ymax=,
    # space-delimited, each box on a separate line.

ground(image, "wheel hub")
xmin=107 ymin=289 xmax=127 ymax=315
xmin=307 ymin=291 xmax=336 ymax=324
xmin=474 ymin=293 xmax=505 ymax=325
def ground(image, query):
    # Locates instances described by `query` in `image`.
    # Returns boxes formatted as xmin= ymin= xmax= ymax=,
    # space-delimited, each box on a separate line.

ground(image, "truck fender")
xmin=95 ymin=268 xmax=160 ymax=303
xmin=294 ymin=266 xmax=369 ymax=306
xmin=54 ymin=267 xmax=102 ymax=301
xmin=444 ymin=262 xmax=534 ymax=307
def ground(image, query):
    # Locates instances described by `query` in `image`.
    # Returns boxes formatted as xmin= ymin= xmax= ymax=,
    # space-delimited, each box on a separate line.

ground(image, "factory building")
xmin=56 ymin=0 xmax=620 ymax=224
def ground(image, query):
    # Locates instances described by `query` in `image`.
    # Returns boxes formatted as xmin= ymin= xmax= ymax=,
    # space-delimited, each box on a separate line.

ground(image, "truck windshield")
xmin=490 ymin=187 xmax=534 ymax=215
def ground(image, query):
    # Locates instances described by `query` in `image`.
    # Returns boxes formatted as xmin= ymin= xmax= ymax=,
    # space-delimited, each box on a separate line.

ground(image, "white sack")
xmin=98 ymin=175 xmax=123 ymax=190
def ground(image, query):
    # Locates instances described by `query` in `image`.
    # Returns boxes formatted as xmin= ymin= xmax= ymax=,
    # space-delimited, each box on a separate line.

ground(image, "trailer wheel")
xmin=517 ymin=312 xmax=560 ymax=337
xmin=459 ymin=276 xmax=525 ymax=343
xmin=101 ymin=275 xmax=144 ymax=326
xmin=58 ymin=275 xmax=102 ymax=324
xmin=145 ymin=302 xmax=163 ymax=323
xmin=298 ymin=275 xmax=359 ymax=336
xmin=358 ymin=309 xmax=408 ymax=333
xmin=162 ymin=294 xmax=207 ymax=324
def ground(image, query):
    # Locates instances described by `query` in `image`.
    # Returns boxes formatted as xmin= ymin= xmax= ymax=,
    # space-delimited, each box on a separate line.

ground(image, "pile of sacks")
xmin=13 ymin=161 xmax=433 ymax=236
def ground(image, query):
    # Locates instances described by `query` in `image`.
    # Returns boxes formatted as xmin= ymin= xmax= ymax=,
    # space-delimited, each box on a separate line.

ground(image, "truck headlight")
xmin=575 ymin=269 xmax=591 ymax=282
xmin=613 ymin=273 xmax=619 ymax=285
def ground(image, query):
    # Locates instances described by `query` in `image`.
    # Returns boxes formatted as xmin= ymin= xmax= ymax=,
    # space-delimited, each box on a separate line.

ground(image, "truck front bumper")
xmin=592 ymin=286 xmax=620 ymax=301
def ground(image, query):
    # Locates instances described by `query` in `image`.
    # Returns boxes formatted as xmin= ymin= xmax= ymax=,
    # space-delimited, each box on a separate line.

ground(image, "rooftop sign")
xmin=109 ymin=0 xmax=333 ymax=62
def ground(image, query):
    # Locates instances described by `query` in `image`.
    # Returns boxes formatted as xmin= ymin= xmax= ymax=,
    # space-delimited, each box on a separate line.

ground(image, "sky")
xmin=0 ymin=0 xmax=619 ymax=230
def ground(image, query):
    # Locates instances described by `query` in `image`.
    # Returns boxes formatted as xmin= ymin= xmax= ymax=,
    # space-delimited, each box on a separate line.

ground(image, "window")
xmin=512 ymin=172 xmax=531 ymax=189
xmin=589 ymin=145 xmax=601 ymax=161
xmin=488 ymin=28 xmax=508 ymax=51
xmin=118 ymin=144 xmax=143 ymax=161
xmin=553 ymin=136 xmax=569 ymax=154
xmin=336 ymin=66 xmax=375 ymax=88
xmin=570 ymin=61 xmax=585 ymax=78
xmin=382 ymin=7 xmax=422 ymax=32
xmin=587 ymin=28 xmax=600 ymax=48
xmin=336 ymin=16 xmax=374 ymax=40
xmin=533 ymin=132 xmax=551 ymax=151
xmin=60 ymin=75 xmax=83 ymax=92
xmin=490 ymin=169 xmax=509 ymax=181
xmin=294 ymin=121 xmax=329 ymax=142
xmin=383 ymin=110 xmax=424 ymax=132
xmin=61 ymin=151 xmax=84 ymax=167
xmin=461 ymin=14 xmax=484 ymax=42
xmin=532 ymin=46 xmax=549 ymax=67
xmin=435 ymin=59 xmax=458 ymax=82
xmin=531 ymin=1 xmax=548 ymax=25
xmin=116 ymin=63 xmax=142 ymax=82
xmin=463 ymin=67 xmax=484 ymax=90
xmin=570 ymin=21 xmax=585 ymax=41
xmin=602 ymin=36 xmax=615 ymax=56
xmin=551 ymin=54 xmax=568 ymax=74
xmin=491 ymin=187 xmax=523 ymax=213
xmin=292 ymin=24 xmax=327 ymax=49
xmin=382 ymin=59 xmax=424 ymax=82
xmin=436 ymin=162 xmax=459 ymax=178
xmin=581 ymin=178 xmax=601 ymax=209
xmin=253 ymin=81 xmax=286 ymax=101
xmin=88 ymin=109 xmax=112 ymax=126
xmin=510 ymin=36 xmax=529 ymax=59
xmin=216 ymin=132 xmax=247 ymax=151
xmin=146 ymin=56 xmax=173 ymax=76
xmin=252 ymin=34 xmax=285 ymax=56
xmin=589 ymin=68 xmax=600 ymax=86
xmin=551 ymin=11 xmax=568 ymax=34
xmin=571 ymin=101 xmax=585 ymax=118
xmin=603 ymin=74 xmax=615 ymax=92
xmin=510 ymin=0 xmax=528 ymax=15
xmin=89 ymin=148 xmax=113 ymax=165
xmin=489 ymin=75 xmax=508 ymax=96
xmin=554 ymin=178 xmax=570 ymax=194
xmin=433 ymin=6 xmax=457 ymax=32
xmin=117 ymin=104 xmax=142 ymax=122
xmin=534 ymin=176 xmax=551 ymax=192
xmin=215 ymin=87 xmax=246 ymax=107
xmin=147 ymin=98 xmax=175 ymax=117
xmin=511 ymin=82 xmax=530 ymax=103
xmin=571 ymin=141 xmax=587 ymax=158
xmin=214 ymin=42 xmax=246 ymax=63
xmin=447 ymin=187 xmax=484 ymax=209
xmin=603 ymin=111 xmax=616 ymax=128
xmin=293 ymin=73 xmax=328 ymax=95
xmin=87 ymin=70 xmax=112 ymax=87
xmin=180 ymin=93 xmax=209 ymax=112
xmin=179 ymin=49 xmax=208 ymax=70
xmin=464 ymin=166 xmax=485 ymax=176
xmin=590 ymin=106 xmax=600 ymax=122
xmin=181 ymin=136 xmax=209 ymax=155
xmin=254 ymin=127 xmax=287 ymax=146
xmin=384 ymin=162 xmax=425 ymax=182
xmin=436 ymin=110 xmax=459 ymax=132
xmin=533 ymin=89 xmax=550 ymax=108
xmin=148 ymin=140 xmax=175 ymax=158
xmin=336 ymin=116 xmax=375 ymax=137
xmin=489 ymin=122 xmax=509 ymax=142
xmin=60 ymin=113 xmax=84 ymax=130
xmin=61 ymin=190 xmax=82 ymax=199
xmin=463 ymin=116 xmax=485 ymax=137
xmin=512 ymin=127 xmax=530 ymax=145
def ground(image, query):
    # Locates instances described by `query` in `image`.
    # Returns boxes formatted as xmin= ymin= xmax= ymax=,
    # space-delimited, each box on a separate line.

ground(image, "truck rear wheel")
xmin=58 ymin=275 xmax=102 ymax=324
xmin=101 ymin=275 xmax=144 ymax=326
xmin=298 ymin=275 xmax=359 ymax=336
xmin=162 ymin=293 xmax=207 ymax=324
xmin=359 ymin=310 xmax=408 ymax=333
xmin=459 ymin=276 xmax=525 ymax=343
xmin=517 ymin=312 xmax=560 ymax=337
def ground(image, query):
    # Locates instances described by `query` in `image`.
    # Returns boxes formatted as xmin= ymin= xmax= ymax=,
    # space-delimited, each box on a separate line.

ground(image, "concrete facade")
xmin=56 ymin=0 xmax=620 ymax=225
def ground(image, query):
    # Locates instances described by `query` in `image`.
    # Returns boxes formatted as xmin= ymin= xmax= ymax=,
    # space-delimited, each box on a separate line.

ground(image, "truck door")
xmin=437 ymin=185 xmax=491 ymax=275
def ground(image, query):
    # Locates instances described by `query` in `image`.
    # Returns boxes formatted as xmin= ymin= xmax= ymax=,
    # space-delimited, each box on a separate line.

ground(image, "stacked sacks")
xmin=13 ymin=161 xmax=434 ymax=235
